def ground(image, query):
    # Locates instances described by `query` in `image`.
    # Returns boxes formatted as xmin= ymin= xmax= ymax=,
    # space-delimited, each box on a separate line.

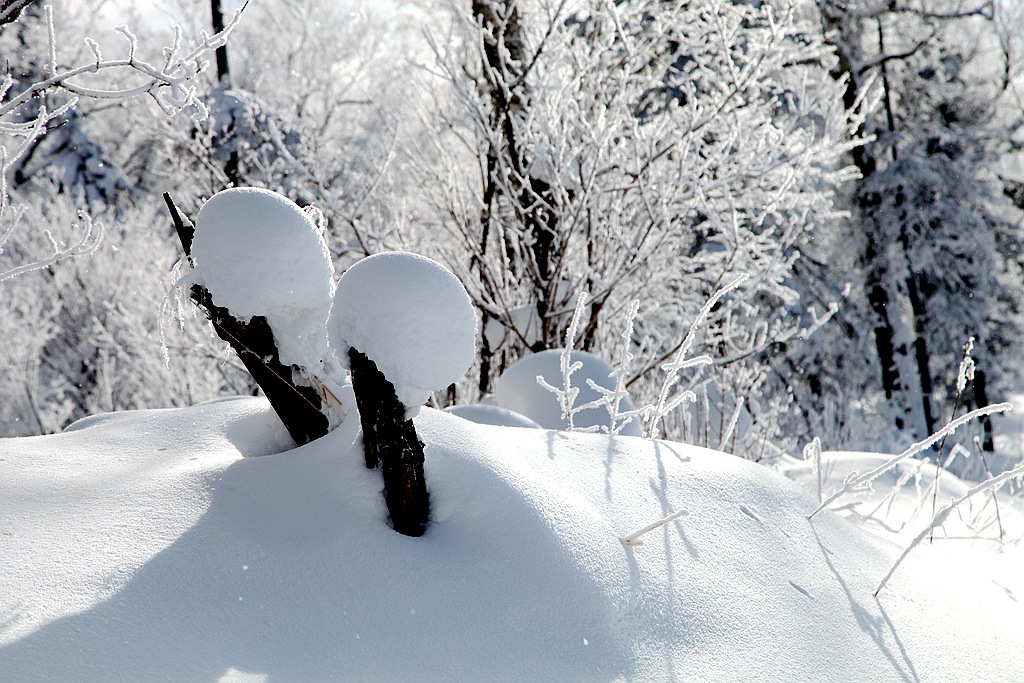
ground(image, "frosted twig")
xmin=0 ymin=213 xmax=104 ymax=283
xmin=721 ymin=396 xmax=745 ymax=450
xmin=621 ymin=508 xmax=690 ymax=547
xmin=537 ymin=290 xmax=587 ymax=429
xmin=580 ymin=299 xmax=643 ymax=435
xmin=808 ymin=402 xmax=1013 ymax=519
xmin=803 ymin=437 xmax=824 ymax=503
xmin=0 ymin=5 xmax=245 ymax=121
xmin=646 ymin=273 xmax=748 ymax=439
xmin=929 ymin=338 xmax=976 ymax=539
xmin=875 ymin=458 xmax=1024 ymax=596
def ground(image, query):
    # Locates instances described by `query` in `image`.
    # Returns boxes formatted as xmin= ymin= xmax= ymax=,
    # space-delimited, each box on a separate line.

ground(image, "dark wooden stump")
xmin=164 ymin=192 xmax=329 ymax=446
xmin=348 ymin=347 xmax=430 ymax=537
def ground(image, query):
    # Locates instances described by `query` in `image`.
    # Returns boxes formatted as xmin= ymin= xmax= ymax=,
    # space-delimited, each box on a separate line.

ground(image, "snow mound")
xmin=495 ymin=349 xmax=642 ymax=435
xmin=1 ymin=401 xmax=1022 ymax=682
xmin=443 ymin=403 xmax=542 ymax=428
xmin=330 ymin=252 xmax=477 ymax=412
xmin=190 ymin=187 xmax=334 ymax=374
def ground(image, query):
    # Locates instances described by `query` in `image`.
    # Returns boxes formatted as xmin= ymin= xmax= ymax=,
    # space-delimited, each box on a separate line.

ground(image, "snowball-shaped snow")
xmin=494 ymin=349 xmax=642 ymax=436
xmin=443 ymin=404 xmax=542 ymax=429
xmin=190 ymin=187 xmax=334 ymax=374
xmin=329 ymin=252 xmax=477 ymax=413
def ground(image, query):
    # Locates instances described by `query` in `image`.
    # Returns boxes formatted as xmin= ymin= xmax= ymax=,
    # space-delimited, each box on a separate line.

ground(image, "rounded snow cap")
xmin=190 ymin=187 xmax=335 ymax=374
xmin=329 ymin=252 xmax=478 ymax=414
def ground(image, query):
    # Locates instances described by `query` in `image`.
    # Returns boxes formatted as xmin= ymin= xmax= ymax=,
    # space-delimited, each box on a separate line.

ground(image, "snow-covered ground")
xmin=1 ymin=396 xmax=1021 ymax=682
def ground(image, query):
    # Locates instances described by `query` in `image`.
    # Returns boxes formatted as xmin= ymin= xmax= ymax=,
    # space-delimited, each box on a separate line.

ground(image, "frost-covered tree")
xmin=126 ymin=0 xmax=415 ymax=282
xmin=0 ymin=0 xmax=244 ymax=434
xmin=414 ymin=0 xmax=860 ymax=453
xmin=0 ymin=0 xmax=238 ymax=239
xmin=818 ymin=0 xmax=1024 ymax=449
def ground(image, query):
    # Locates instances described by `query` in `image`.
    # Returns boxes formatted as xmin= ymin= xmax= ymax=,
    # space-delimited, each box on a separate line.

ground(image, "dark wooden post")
xmin=164 ymin=193 xmax=329 ymax=446
xmin=348 ymin=347 xmax=430 ymax=537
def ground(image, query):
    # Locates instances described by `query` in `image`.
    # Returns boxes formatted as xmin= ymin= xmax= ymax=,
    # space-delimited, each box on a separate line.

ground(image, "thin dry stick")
xmin=973 ymin=435 xmax=1005 ymax=541
xmin=929 ymin=338 xmax=976 ymax=541
xmin=621 ymin=508 xmax=689 ymax=547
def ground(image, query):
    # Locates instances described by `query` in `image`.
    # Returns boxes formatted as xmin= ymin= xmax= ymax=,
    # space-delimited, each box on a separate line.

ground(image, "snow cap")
xmin=190 ymin=187 xmax=335 ymax=375
xmin=330 ymin=251 xmax=478 ymax=414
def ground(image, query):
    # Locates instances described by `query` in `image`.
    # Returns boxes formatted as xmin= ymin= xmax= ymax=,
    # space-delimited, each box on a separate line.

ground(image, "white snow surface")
xmin=2 ymin=397 xmax=1022 ymax=682
xmin=443 ymin=403 xmax=542 ymax=428
xmin=495 ymin=349 xmax=643 ymax=436
xmin=190 ymin=187 xmax=335 ymax=374
xmin=330 ymin=252 xmax=477 ymax=413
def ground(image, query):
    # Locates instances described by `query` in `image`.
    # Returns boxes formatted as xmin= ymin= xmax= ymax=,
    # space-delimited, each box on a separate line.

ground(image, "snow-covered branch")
xmin=874 ymin=457 xmax=1024 ymax=596
xmin=808 ymin=402 xmax=1014 ymax=519
xmin=0 ymin=211 xmax=103 ymax=283
xmin=0 ymin=1 xmax=246 ymax=284
xmin=0 ymin=4 xmax=245 ymax=121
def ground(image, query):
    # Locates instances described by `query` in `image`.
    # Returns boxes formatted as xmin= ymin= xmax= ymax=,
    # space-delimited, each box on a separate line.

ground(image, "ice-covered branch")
xmin=644 ymin=274 xmax=749 ymax=440
xmin=874 ymin=458 xmax=1024 ymax=596
xmin=0 ymin=212 xmax=104 ymax=283
xmin=808 ymin=402 xmax=1013 ymax=519
xmin=0 ymin=2 xmax=246 ymax=283
xmin=536 ymin=290 xmax=589 ymax=429
xmin=0 ymin=5 xmax=245 ymax=121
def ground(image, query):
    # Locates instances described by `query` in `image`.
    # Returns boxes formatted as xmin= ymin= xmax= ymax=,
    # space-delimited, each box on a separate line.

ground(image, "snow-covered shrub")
xmin=0 ymin=196 xmax=253 ymax=435
xmin=329 ymin=251 xmax=477 ymax=414
xmin=189 ymin=187 xmax=335 ymax=379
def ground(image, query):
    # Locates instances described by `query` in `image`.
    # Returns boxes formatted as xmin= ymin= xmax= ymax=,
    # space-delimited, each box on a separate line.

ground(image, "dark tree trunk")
xmin=824 ymin=8 xmax=932 ymax=440
xmin=348 ymin=348 xmax=430 ymax=537
xmin=973 ymin=369 xmax=995 ymax=453
xmin=474 ymin=0 xmax=563 ymax=352
xmin=210 ymin=0 xmax=231 ymax=86
xmin=164 ymin=193 xmax=329 ymax=446
xmin=905 ymin=273 xmax=937 ymax=436
xmin=863 ymin=236 xmax=905 ymax=430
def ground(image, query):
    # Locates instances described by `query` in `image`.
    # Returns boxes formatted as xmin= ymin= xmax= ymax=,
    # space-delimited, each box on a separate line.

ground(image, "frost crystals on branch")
xmin=808 ymin=402 xmax=1013 ymax=520
xmin=645 ymin=274 xmax=749 ymax=440
xmin=874 ymin=458 xmax=1024 ymax=596
xmin=1 ymin=2 xmax=246 ymax=282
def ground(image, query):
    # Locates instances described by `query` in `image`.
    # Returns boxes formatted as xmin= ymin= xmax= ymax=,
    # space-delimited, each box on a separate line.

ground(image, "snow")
xmin=1 ymin=398 xmax=1022 ymax=682
xmin=495 ymin=348 xmax=643 ymax=436
xmin=189 ymin=188 xmax=335 ymax=375
xmin=443 ymin=403 xmax=542 ymax=428
xmin=329 ymin=251 xmax=478 ymax=413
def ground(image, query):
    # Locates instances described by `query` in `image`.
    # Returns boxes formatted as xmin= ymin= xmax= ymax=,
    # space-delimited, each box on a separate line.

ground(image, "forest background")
xmin=3 ymin=0 xmax=1024 ymax=476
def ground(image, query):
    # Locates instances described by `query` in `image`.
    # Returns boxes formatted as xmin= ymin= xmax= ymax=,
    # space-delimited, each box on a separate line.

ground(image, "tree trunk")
xmin=210 ymin=0 xmax=231 ymax=86
xmin=972 ymin=369 xmax=995 ymax=454
xmin=348 ymin=347 xmax=430 ymax=537
xmin=164 ymin=193 xmax=329 ymax=446
xmin=905 ymin=272 xmax=937 ymax=436
xmin=474 ymin=0 xmax=563 ymax=353
xmin=823 ymin=7 xmax=933 ymax=442
xmin=863 ymin=234 xmax=905 ymax=429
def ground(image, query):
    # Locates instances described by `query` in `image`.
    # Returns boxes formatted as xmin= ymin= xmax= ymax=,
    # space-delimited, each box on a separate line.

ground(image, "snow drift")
xmin=0 ymin=397 xmax=1022 ymax=682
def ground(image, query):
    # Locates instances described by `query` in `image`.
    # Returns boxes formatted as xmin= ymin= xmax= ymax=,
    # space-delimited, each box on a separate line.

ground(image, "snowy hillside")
xmin=2 ymin=397 xmax=1021 ymax=682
